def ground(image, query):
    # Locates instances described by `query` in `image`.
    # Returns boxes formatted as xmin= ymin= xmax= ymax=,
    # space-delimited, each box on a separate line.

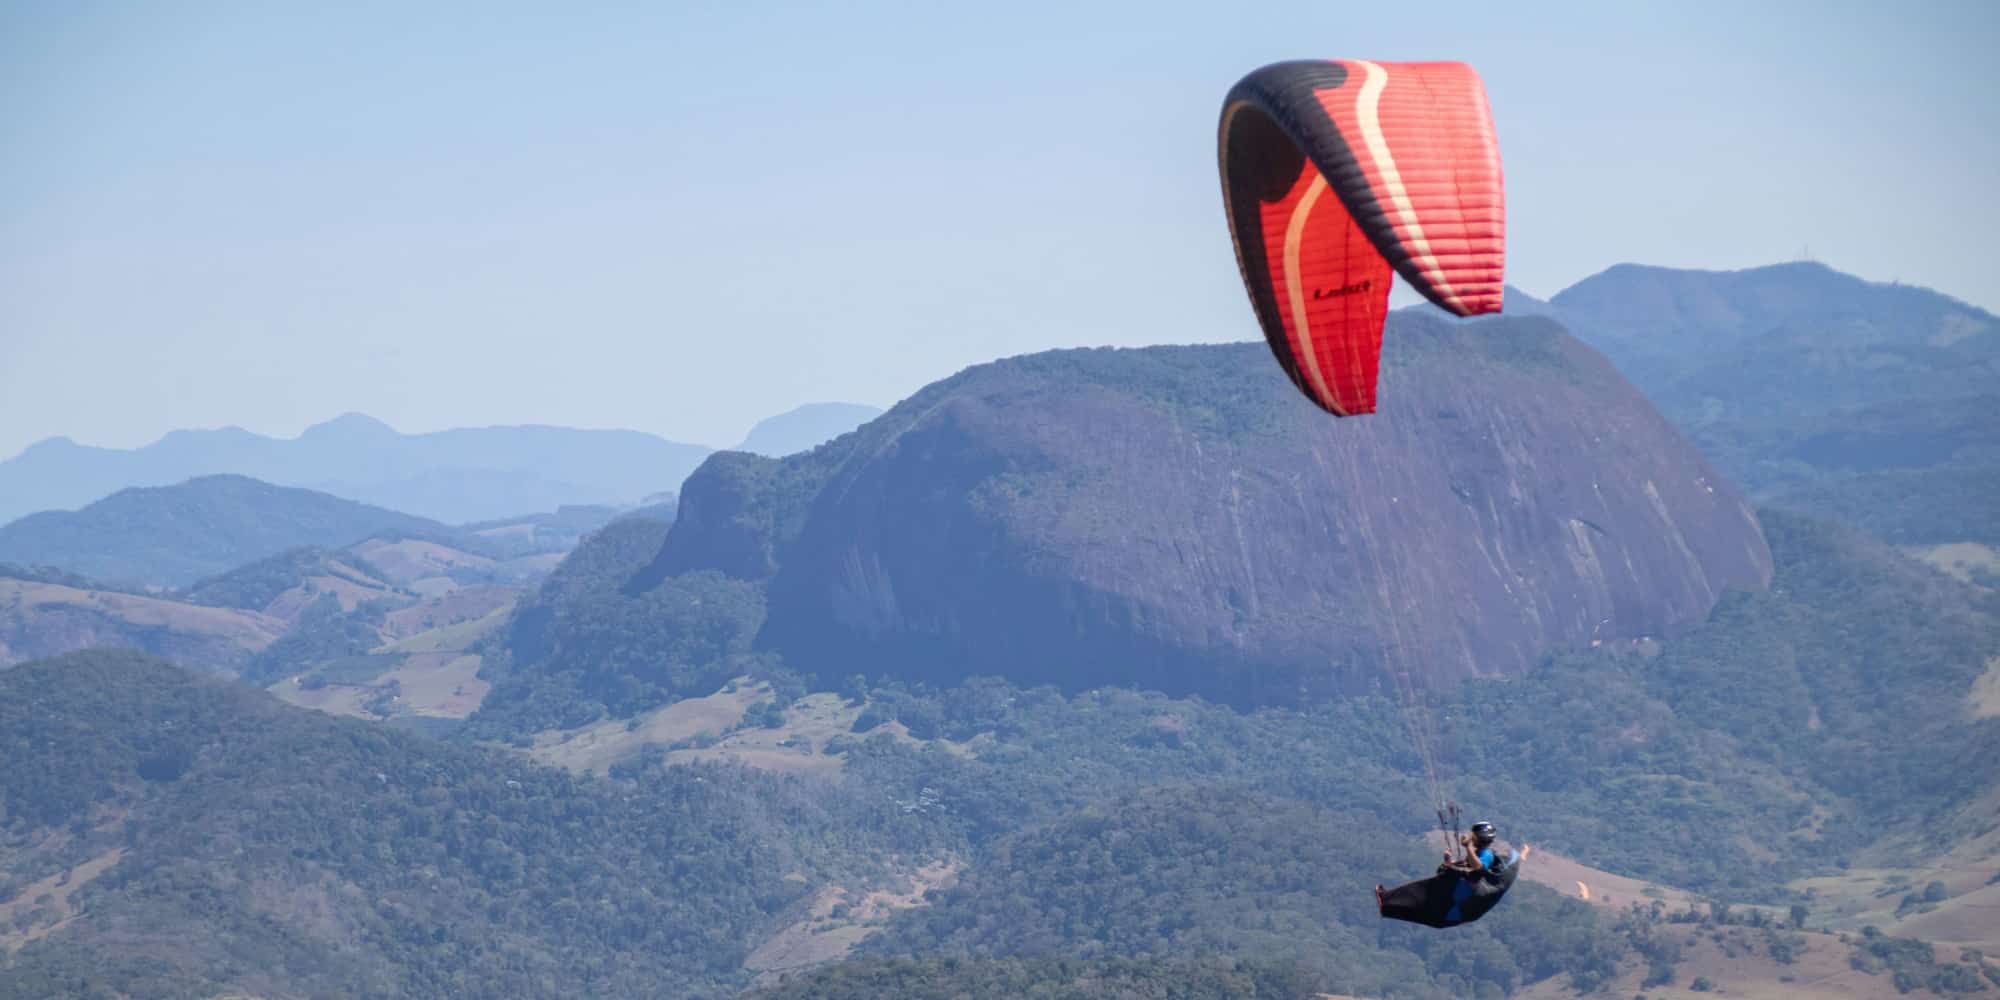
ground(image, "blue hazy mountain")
xmin=733 ymin=402 xmax=884 ymax=458
xmin=0 ymin=475 xmax=465 ymax=587
xmin=0 ymin=413 xmax=713 ymax=525
xmin=1548 ymin=262 xmax=2000 ymax=543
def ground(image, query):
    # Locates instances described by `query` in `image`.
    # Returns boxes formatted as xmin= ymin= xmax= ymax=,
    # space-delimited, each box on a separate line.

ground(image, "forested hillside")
xmin=0 ymin=651 xmax=940 ymax=999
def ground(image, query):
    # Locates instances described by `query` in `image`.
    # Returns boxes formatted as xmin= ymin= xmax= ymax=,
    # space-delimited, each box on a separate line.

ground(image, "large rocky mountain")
xmin=0 ymin=413 xmax=712 ymax=524
xmin=655 ymin=312 xmax=1771 ymax=704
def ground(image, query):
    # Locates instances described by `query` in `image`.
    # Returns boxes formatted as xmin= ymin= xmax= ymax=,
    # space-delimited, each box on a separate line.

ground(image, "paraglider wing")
xmin=1380 ymin=851 xmax=1521 ymax=928
xmin=1218 ymin=60 xmax=1505 ymax=416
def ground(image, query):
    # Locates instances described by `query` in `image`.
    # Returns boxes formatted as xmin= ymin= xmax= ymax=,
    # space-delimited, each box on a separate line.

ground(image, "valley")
xmin=1 ymin=264 xmax=1995 ymax=998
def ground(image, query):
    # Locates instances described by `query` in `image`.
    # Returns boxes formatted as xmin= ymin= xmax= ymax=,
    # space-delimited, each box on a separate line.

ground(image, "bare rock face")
xmin=640 ymin=452 xmax=790 ymax=585
xmin=673 ymin=313 xmax=1772 ymax=705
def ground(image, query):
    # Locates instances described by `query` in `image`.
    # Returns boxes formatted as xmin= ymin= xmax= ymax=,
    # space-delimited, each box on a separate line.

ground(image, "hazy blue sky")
xmin=4 ymin=1 xmax=1995 ymax=457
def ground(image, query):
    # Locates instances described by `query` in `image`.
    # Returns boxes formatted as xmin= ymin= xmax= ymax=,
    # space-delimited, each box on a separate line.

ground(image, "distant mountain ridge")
xmin=0 ymin=474 xmax=622 ymax=675
xmin=1551 ymin=261 xmax=1995 ymax=407
xmin=1547 ymin=261 xmax=2000 ymax=543
xmin=734 ymin=402 xmax=885 ymax=457
xmin=0 ymin=475 xmax=469 ymax=587
xmin=0 ymin=413 xmax=713 ymax=524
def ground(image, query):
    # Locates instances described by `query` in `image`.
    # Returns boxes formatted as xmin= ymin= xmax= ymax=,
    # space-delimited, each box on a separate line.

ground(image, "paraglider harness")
xmin=1378 ymin=803 xmax=1519 ymax=928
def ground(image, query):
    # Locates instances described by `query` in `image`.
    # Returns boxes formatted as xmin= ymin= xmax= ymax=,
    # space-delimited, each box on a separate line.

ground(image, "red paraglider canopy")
xmin=1219 ymin=60 xmax=1506 ymax=416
